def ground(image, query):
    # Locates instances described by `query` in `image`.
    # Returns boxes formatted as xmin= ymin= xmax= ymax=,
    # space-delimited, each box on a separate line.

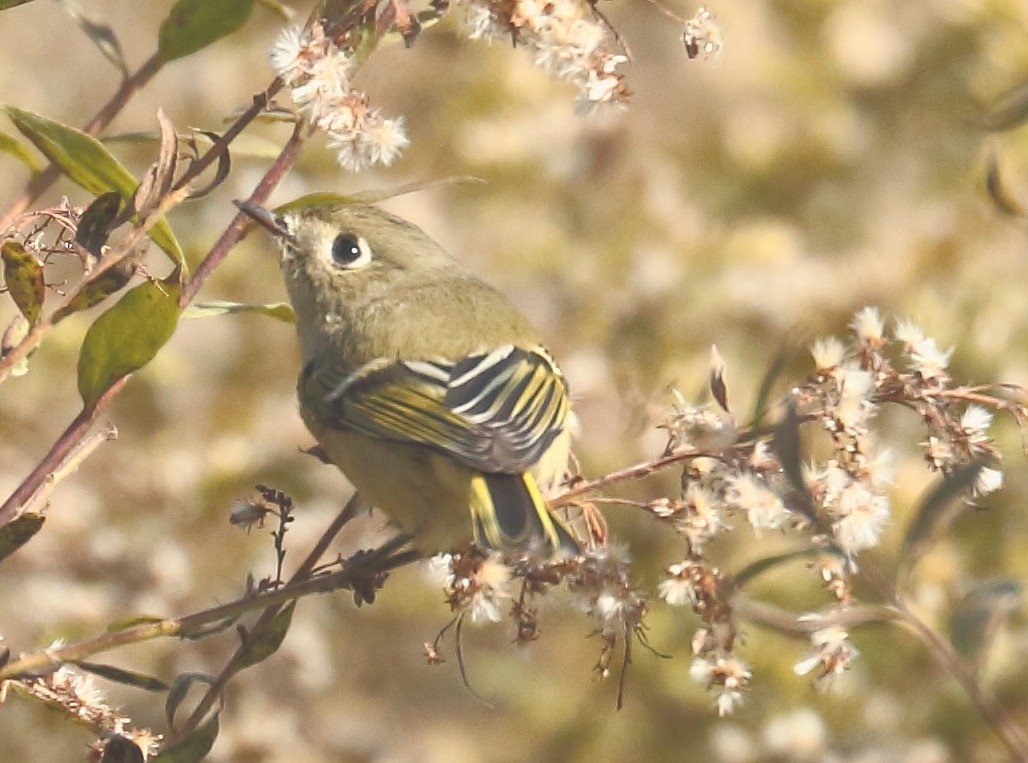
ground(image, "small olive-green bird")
xmin=238 ymin=199 xmax=579 ymax=557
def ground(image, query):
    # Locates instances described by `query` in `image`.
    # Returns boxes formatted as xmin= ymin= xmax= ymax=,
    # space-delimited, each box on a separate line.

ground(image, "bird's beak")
xmin=234 ymin=200 xmax=290 ymax=241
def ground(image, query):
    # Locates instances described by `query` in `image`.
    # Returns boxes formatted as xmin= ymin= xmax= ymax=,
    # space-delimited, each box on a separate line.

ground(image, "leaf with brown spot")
xmin=76 ymin=191 xmax=123 ymax=258
xmin=1 ymin=240 xmax=45 ymax=325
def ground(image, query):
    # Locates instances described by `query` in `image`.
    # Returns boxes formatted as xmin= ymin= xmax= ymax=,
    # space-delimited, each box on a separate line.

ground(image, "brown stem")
xmin=172 ymin=80 xmax=283 ymax=195
xmin=856 ymin=567 xmax=1028 ymax=760
xmin=892 ymin=600 xmax=1028 ymax=760
xmin=551 ymin=446 xmax=705 ymax=507
xmin=180 ymin=116 xmax=301 ymax=306
xmin=0 ymin=527 xmax=418 ymax=683
xmin=0 ymin=87 xmax=301 ymax=518
xmin=733 ymin=595 xmax=900 ymax=634
xmin=21 ymin=424 xmax=118 ymax=515
xmin=0 ymin=378 xmax=127 ymax=526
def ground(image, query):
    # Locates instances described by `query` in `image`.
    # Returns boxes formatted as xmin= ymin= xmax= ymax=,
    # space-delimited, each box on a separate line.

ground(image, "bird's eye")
xmin=330 ymin=233 xmax=372 ymax=268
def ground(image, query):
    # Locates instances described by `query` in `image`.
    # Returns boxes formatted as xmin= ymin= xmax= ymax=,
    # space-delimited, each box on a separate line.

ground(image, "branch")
xmin=551 ymin=446 xmax=707 ymax=507
xmin=732 ymin=595 xmax=899 ymax=634
xmin=180 ymin=109 xmax=300 ymax=306
xmin=856 ymin=566 xmax=1028 ymax=760
xmin=166 ymin=493 xmax=409 ymax=744
xmin=0 ymin=519 xmax=417 ymax=684
xmin=0 ymin=378 xmax=128 ymax=526
xmin=20 ymin=424 xmax=118 ymax=515
xmin=0 ymin=89 xmax=302 ymax=522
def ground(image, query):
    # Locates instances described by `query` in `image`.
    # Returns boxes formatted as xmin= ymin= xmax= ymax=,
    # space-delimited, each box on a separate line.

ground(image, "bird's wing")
xmin=304 ymin=345 xmax=569 ymax=474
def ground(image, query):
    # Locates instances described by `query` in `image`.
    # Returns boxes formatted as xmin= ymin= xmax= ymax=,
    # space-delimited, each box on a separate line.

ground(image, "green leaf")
xmin=72 ymin=660 xmax=169 ymax=692
xmin=231 ymin=601 xmax=296 ymax=671
xmin=3 ymin=105 xmax=184 ymax=266
xmin=1 ymin=240 xmax=45 ymax=325
xmin=165 ymin=672 xmax=217 ymax=731
xmin=0 ymin=0 xmax=38 ymax=9
xmin=0 ymin=129 xmax=42 ymax=174
xmin=900 ymin=460 xmax=984 ymax=572
xmin=105 ymin=130 xmax=285 ymax=160
xmin=106 ymin=614 xmax=167 ymax=633
xmin=0 ymin=514 xmax=44 ymax=564
xmin=76 ymin=191 xmax=124 ymax=257
xmin=57 ymin=0 xmax=129 ymax=77
xmin=184 ymin=301 xmax=295 ymax=323
xmin=158 ymin=0 xmax=254 ymax=62
xmin=750 ymin=343 xmax=790 ymax=432
xmin=950 ymin=579 xmax=1022 ymax=666
xmin=77 ymin=275 xmax=182 ymax=411
xmin=732 ymin=547 xmax=829 ymax=590
xmin=771 ymin=400 xmax=817 ymax=520
xmin=152 ymin=712 xmax=220 ymax=763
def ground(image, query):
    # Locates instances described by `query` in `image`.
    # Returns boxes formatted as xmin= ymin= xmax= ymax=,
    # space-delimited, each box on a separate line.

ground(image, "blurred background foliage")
xmin=1 ymin=0 xmax=1028 ymax=760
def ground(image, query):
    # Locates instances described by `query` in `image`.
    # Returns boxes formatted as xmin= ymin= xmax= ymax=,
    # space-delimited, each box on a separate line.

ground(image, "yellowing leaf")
xmin=0 ymin=129 xmax=42 ymax=174
xmin=158 ymin=0 xmax=254 ymax=62
xmin=184 ymin=300 xmax=295 ymax=323
xmin=1 ymin=240 xmax=45 ymax=325
xmin=3 ymin=105 xmax=185 ymax=267
xmin=53 ymin=256 xmax=139 ymax=324
xmin=77 ymin=276 xmax=182 ymax=411
xmin=75 ymin=191 xmax=124 ymax=257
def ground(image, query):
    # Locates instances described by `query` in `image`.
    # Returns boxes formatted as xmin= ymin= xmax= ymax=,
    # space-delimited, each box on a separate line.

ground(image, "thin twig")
xmin=0 ymin=379 xmax=127 ymax=526
xmin=0 ymin=517 xmax=416 ymax=684
xmin=453 ymin=614 xmax=494 ymax=708
xmin=894 ymin=600 xmax=1028 ymax=760
xmin=550 ymin=447 xmax=706 ymax=507
xmin=21 ymin=424 xmax=118 ymax=515
xmin=855 ymin=567 xmax=1028 ymax=761
xmin=732 ymin=595 xmax=900 ymax=635
xmin=180 ymin=109 xmax=298 ymax=306
xmin=166 ymin=491 xmax=371 ymax=744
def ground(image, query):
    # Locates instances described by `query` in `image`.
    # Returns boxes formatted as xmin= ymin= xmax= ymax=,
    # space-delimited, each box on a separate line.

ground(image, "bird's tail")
xmin=470 ymin=472 xmax=579 ymax=556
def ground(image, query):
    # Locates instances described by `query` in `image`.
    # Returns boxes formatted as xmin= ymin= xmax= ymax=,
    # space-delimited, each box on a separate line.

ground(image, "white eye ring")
xmin=329 ymin=232 xmax=373 ymax=269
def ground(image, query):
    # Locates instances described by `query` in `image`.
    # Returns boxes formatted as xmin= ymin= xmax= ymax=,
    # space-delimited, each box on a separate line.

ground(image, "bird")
xmin=237 ymin=199 xmax=579 ymax=557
